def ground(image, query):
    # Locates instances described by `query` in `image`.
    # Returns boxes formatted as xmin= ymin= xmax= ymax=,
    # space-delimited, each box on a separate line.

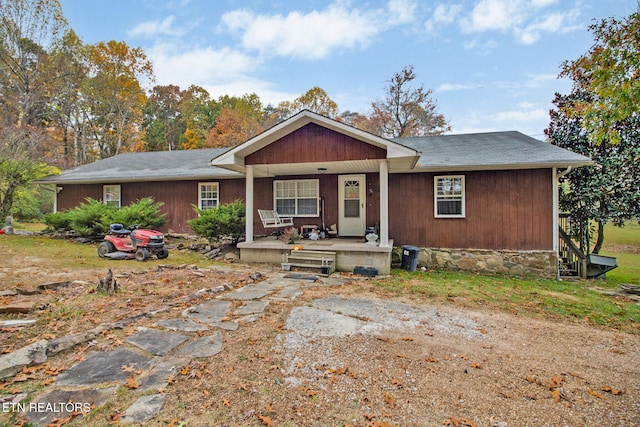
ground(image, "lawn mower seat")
xmin=110 ymin=223 xmax=131 ymax=235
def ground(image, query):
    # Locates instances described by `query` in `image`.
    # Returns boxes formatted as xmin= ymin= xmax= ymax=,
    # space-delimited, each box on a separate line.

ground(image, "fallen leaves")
xmin=39 ymin=377 xmax=56 ymax=387
xmin=444 ymin=415 xmax=477 ymax=427
xmin=258 ymin=414 xmax=273 ymax=426
xmin=383 ymin=392 xmax=396 ymax=408
xmin=600 ymin=385 xmax=624 ymax=395
xmin=124 ymin=373 xmax=139 ymax=389
xmin=589 ymin=389 xmax=604 ymax=399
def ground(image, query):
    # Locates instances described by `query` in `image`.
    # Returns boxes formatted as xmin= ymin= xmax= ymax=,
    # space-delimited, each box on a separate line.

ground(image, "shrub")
xmin=43 ymin=211 xmax=72 ymax=231
xmin=68 ymin=198 xmax=116 ymax=237
xmin=187 ymin=200 xmax=246 ymax=244
xmin=43 ymin=197 xmax=167 ymax=237
xmin=103 ymin=197 xmax=167 ymax=230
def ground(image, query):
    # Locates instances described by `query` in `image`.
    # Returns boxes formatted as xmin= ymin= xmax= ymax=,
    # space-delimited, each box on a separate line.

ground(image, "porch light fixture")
xmin=317 ymin=167 xmax=327 ymax=173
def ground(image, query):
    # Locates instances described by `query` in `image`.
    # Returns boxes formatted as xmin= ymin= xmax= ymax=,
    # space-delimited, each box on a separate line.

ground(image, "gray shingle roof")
xmin=36 ymin=148 xmax=239 ymax=184
xmin=394 ymin=131 xmax=592 ymax=171
xmin=36 ymin=131 xmax=592 ymax=184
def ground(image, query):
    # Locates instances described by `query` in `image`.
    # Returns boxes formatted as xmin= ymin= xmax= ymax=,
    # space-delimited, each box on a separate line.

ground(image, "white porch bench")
xmin=258 ymin=209 xmax=294 ymax=232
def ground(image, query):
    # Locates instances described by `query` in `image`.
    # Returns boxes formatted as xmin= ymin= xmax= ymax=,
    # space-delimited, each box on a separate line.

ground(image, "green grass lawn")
xmin=374 ymin=220 xmax=640 ymax=333
xmin=599 ymin=221 xmax=640 ymax=285
xmin=0 ymin=229 xmax=212 ymax=281
xmin=2 ymin=220 xmax=639 ymax=333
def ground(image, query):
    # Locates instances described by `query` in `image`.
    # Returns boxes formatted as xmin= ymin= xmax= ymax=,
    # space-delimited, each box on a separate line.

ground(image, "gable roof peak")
xmin=210 ymin=109 xmax=419 ymax=172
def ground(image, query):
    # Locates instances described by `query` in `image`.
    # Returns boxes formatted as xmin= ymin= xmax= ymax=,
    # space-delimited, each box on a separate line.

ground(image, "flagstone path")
xmin=2 ymin=268 xmax=488 ymax=426
xmin=17 ymin=271 xmax=346 ymax=425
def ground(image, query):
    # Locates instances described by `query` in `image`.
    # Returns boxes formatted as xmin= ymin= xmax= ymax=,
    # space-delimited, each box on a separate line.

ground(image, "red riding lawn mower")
xmin=97 ymin=224 xmax=169 ymax=261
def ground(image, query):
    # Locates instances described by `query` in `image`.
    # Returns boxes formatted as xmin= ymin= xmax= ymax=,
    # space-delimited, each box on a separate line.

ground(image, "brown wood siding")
xmin=246 ymin=123 xmax=386 ymax=165
xmin=56 ymin=168 xmax=553 ymax=251
xmin=250 ymin=173 xmax=381 ymax=236
xmin=251 ymin=174 xmax=336 ymax=235
xmin=56 ymin=179 xmax=246 ymax=234
xmin=389 ymin=169 xmax=553 ymax=250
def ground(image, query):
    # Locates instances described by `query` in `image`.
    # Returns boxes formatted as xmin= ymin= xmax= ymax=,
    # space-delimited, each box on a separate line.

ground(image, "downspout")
xmin=553 ymin=166 xmax=572 ymax=280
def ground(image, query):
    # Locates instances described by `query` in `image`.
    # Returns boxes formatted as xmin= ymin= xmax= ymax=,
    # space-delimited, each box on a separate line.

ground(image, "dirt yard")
xmin=1 ymin=246 xmax=639 ymax=427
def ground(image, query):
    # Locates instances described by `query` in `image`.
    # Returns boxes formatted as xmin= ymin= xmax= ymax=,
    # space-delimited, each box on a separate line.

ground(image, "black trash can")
xmin=401 ymin=245 xmax=420 ymax=271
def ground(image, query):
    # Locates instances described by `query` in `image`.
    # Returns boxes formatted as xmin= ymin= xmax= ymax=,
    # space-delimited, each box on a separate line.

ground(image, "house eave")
xmin=410 ymin=160 xmax=594 ymax=173
xmin=33 ymin=172 xmax=242 ymax=185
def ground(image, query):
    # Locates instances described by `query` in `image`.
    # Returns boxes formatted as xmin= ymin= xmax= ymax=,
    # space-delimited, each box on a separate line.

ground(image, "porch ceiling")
xmin=248 ymin=157 xmax=415 ymax=177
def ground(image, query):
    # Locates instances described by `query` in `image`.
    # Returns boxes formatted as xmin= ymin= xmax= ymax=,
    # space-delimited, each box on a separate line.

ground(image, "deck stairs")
xmin=558 ymin=226 xmax=587 ymax=278
xmin=558 ymin=226 xmax=618 ymax=279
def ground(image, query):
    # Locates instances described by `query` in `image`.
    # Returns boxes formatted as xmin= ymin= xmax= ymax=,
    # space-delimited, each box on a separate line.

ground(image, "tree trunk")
xmin=97 ymin=269 xmax=119 ymax=295
xmin=0 ymin=180 xmax=18 ymax=221
xmin=592 ymin=221 xmax=605 ymax=254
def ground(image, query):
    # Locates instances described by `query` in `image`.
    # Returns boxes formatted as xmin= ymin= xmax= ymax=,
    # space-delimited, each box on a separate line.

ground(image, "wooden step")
xmin=287 ymin=250 xmax=336 ymax=274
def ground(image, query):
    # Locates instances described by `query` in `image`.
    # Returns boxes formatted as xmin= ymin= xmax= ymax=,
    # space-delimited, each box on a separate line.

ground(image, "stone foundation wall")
xmin=407 ymin=248 xmax=558 ymax=278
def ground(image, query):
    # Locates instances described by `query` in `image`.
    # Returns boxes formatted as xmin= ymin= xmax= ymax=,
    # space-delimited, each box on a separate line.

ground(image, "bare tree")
xmin=364 ymin=65 xmax=450 ymax=138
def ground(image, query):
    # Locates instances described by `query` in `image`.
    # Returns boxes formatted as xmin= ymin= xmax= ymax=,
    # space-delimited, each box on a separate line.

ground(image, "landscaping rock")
xmin=176 ymin=331 xmax=223 ymax=358
xmin=224 ymin=251 xmax=239 ymax=262
xmin=137 ymin=356 xmax=190 ymax=392
xmin=56 ymin=348 xmax=152 ymax=386
xmin=125 ymin=328 xmax=189 ymax=356
xmin=0 ymin=319 xmax=36 ymax=327
xmin=120 ymin=393 xmax=166 ymax=424
xmin=26 ymin=386 xmax=117 ymax=426
xmin=0 ymin=339 xmax=48 ymax=379
xmin=47 ymin=326 xmax=108 ymax=356
xmin=0 ymin=301 xmax=33 ymax=313
xmin=183 ymin=300 xmax=231 ymax=325
xmin=37 ymin=281 xmax=71 ymax=291
xmin=233 ymin=300 xmax=269 ymax=316
xmin=155 ymin=318 xmax=209 ymax=332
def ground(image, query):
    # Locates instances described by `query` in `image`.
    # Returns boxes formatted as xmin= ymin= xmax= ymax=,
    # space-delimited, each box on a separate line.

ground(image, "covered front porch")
xmin=209 ymin=110 xmax=420 ymax=274
xmin=238 ymin=235 xmax=394 ymax=275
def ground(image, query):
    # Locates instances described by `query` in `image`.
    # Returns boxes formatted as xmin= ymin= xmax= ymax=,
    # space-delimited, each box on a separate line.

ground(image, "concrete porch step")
xmin=287 ymin=250 xmax=336 ymax=274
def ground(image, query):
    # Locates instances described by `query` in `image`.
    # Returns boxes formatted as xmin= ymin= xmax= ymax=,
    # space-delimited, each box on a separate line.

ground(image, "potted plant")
xmin=279 ymin=227 xmax=301 ymax=244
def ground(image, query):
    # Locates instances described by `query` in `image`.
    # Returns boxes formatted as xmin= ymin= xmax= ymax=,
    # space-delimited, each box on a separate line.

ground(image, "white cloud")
xmin=463 ymin=38 xmax=498 ymax=54
xmin=387 ymin=0 xmax=418 ymax=25
xmin=219 ymin=1 xmax=411 ymax=60
xmin=517 ymin=10 xmax=581 ymax=44
xmin=493 ymin=107 xmax=548 ymax=123
xmin=523 ymin=73 xmax=558 ymax=88
xmin=148 ymin=43 xmax=296 ymax=104
xmin=459 ymin=0 xmax=580 ymax=45
xmin=436 ymin=82 xmax=477 ymax=92
xmin=424 ymin=4 xmax=463 ymax=34
xmin=463 ymin=0 xmax=522 ymax=33
xmin=128 ymin=16 xmax=183 ymax=38
xmin=450 ymin=104 xmax=550 ymax=137
xmin=149 ymin=43 xmax=257 ymax=87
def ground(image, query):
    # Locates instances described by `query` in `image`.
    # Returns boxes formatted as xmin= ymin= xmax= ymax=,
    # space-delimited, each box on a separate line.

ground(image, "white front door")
xmin=338 ymin=174 xmax=366 ymax=237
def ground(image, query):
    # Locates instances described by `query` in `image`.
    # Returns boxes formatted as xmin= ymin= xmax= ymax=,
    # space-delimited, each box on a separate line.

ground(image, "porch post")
xmin=245 ymin=165 xmax=254 ymax=243
xmin=552 ymin=167 xmax=559 ymax=253
xmin=379 ymin=159 xmax=389 ymax=247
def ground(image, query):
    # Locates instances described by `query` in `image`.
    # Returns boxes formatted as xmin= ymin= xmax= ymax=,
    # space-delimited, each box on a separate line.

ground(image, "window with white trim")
xmin=198 ymin=182 xmax=219 ymax=210
xmin=274 ymin=179 xmax=319 ymax=217
xmin=103 ymin=185 xmax=121 ymax=208
xmin=434 ymin=176 xmax=465 ymax=217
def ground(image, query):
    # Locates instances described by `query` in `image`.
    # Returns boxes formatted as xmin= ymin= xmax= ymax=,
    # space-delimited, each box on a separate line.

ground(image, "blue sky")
xmin=58 ymin=0 xmax=637 ymax=139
